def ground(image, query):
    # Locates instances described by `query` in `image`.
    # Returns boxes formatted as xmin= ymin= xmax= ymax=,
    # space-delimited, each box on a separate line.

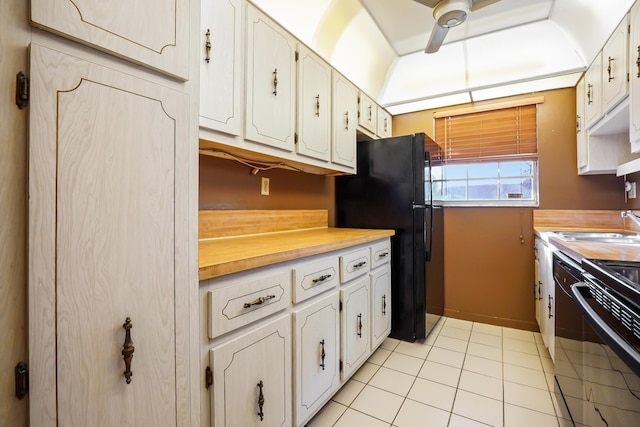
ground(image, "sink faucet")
xmin=621 ymin=210 xmax=640 ymax=227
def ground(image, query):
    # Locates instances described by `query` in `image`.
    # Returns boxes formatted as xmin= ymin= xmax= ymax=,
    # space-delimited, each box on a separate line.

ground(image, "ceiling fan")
xmin=414 ymin=0 xmax=502 ymax=53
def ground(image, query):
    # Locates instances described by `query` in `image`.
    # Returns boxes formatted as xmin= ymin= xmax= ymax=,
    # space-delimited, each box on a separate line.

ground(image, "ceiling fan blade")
xmin=425 ymin=24 xmax=449 ymax=53
xmin=470 ymin=0 xmax=501 ymax=12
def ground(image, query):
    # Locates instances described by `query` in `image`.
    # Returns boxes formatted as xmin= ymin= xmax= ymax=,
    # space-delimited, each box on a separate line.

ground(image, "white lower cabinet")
xmin=209 ymin=314 xmax=292 ymax=427
xmin=340 ymin=276 xmax=371 ymax=380
xmin=202 ymin=238 xmax=391 ymax=427
xmin=293 ymin=292 xmax=340 ymax=426
xmin=370 ymin=264 xmax=392 ymax=350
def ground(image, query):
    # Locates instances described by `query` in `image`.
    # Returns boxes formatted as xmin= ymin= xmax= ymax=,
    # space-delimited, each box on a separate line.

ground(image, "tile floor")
xmin=307 ymin=316 xmax=572 ymax=427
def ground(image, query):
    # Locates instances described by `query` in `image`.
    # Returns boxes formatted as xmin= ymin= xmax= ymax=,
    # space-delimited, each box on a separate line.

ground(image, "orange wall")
xmin=394 ymin=87 xmax=624 ymax=330
xmin=199 ymin=155 xmax=336 ymax=225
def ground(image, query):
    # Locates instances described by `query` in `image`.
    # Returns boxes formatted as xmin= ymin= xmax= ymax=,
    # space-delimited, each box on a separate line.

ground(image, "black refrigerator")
xmin=335 ymin=133 xmax=443 ymax=342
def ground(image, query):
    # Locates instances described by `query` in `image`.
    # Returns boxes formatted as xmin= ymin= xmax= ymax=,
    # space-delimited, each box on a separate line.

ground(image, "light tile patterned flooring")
xmin=307 ymin=317 xmax=572 ymax=427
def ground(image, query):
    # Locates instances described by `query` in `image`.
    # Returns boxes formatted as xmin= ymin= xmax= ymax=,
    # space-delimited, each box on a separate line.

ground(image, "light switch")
xmin=261 ymin=177 xmax=270 ymax=195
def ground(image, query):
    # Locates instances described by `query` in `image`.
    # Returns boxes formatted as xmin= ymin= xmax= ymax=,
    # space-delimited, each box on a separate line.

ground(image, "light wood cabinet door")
xmin=30 ymin=0 xmax=189 ymax=80
xmin=584 ymin=53 xmax=603 ymax=128
xmin=358 ymin=92 xmax=377 ymax=133
xmin=293 ymin=292 xmax=340 ymax=426
xmin=245 ymin=5 xmax=296 ymax=151
xmin=630 ymin=2 xmax=640 ymax=152
xmin=370 ymin=265 xmax=391 ymax=350
xmin=200 ymin=0 xmax=243 ymax=136
xmin=602 ymin=15 xmax=629 ymax=114
xmin=340 ymin=276 xmax=370 ymax=380
xmin=297 ymin=45 xmax=331 ymax=161
xmin=209 ymin=315 xmax=292 ymax=427
xmin=332 ymin=72 xmax=357 ymax=169
xmin=28 ymin=43 xmax=191 ymax=427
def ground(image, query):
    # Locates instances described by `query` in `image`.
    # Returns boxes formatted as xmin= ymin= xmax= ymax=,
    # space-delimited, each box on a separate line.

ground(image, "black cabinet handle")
xmin=382 ymin=295 xmax=387 ymax=315
xmin=312 ymin=274 xmax=332 ymax=284
xmin=548 ymin=295 xmax=554 ymax=319
xmin=257 ymin=380 xmax=265 ymax=421
xmin=352 ymin=261 xmax=367 ymax=269
xmin=320 ymin=340 xmax=326 ymax=370
xmin=122 ymin=317 xmax=134 ymax=384
xmin=357 ymin=313 xmax=363 ymax=338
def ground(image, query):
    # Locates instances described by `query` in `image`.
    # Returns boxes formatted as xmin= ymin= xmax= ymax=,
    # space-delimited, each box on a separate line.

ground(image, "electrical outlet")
xmin=629 ymin=182 xmax=637 ymax=199
xmin=261 ymin=177 xmax=270 ymax=195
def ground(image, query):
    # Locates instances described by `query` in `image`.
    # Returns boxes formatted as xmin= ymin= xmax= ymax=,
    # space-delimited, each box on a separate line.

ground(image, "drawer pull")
xmin=243 ymin=294 xmax=275 ymax=308
xmin=257 ymin=380 xmax=265 ymax=421
xmin=352 ymin=261 xmax=367 ymax=269
xmin=382 ymin=295 xmax=387 ymax=315
xmin=122 ymin=317 xmax=134 ymax=384
xmin=378 ymin=251 xmax=389 ymax=259
xmin=312 ymin=274 xmax=332 ymax=284
xmin=357 ymin=313 xmax=363 ymax=338
xmin=320 ymin=340 xmax=326 ymax=370
xmin=548 ymin=295 xmax=554 ymax=319
xmin=607 ymin=56 xmax=614 ymax=82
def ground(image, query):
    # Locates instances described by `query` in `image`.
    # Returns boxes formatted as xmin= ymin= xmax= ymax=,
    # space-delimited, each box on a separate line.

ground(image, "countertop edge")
xmin=199 ymin=228 xmax=395 ymax=281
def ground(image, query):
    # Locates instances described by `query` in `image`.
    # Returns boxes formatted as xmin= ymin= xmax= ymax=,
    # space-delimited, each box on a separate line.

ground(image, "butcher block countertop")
xmin=198 ymin=210 xmax=394 ymax=281
xmin=533 ymin=209 xmax=640 ymax=262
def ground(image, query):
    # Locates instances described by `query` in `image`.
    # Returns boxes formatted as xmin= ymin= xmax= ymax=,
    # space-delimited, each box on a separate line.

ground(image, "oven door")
xmin=571 ymin=282 xmax=640 ymax=426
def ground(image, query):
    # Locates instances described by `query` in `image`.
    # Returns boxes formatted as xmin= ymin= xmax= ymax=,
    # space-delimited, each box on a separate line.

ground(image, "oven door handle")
xmin=571 ymin=283 xmax=640 ymax=378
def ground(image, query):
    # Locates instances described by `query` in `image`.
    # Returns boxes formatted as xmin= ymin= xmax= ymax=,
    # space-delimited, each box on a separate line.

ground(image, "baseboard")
xmin=442 ymin=309 xmax=539 ymax=332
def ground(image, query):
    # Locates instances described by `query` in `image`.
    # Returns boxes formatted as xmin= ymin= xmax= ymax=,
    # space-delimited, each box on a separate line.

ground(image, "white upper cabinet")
xmin=30 ymin=0 xmax=189 ymax=80
xmin=332 ymin=72 xmax=357 ymax=169
xmin=584 ymin=53 xmax=603 ymax=128
xmin=376 ymin=107 xmax=392 ymax=139
xmin=28 ymin=43 xmax=191 ymax=426
xmin=602 ymin=15 xmax=630 ymax=114
xmin=630 ymin=2 xmax=640 ymax=152
xmin=297 ymin=45 xmax=332 ymax=161
xmin=358 ymin=92 xmax=377 ymax=134
xmin=576 ymin=78 xmax=588 ymax=169
xmin=200 ymin=0 xmax=243 ymax=136
xmin=245 ymin=5 xmax=297 ymax=152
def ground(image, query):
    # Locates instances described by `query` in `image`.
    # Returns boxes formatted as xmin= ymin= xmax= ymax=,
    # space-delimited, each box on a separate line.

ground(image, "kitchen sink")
xmin=551 ymin=231 xmax=640 ymax=245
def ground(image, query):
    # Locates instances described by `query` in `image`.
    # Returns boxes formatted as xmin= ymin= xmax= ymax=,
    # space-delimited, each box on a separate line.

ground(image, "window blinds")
xmin=433 ymin=104 xmax=537 ymax=163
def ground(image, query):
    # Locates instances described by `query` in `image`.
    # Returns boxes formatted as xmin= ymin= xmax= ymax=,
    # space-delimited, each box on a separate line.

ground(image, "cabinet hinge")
xmin=294 ymin=133 xmax=298 ymax=143
xmin=15 ymin=362 xmax=28 ymax=399
xmin=15 ymin=71 xmax=29 ymax=109
xmin=205 ymin=366 xmax=213 ymax=389
xmin=339 ymin=360 xmax=343 ymax=372
xmin=339 ymin=301 xmax=343 ymax=311
xmin=628 ymin=72 xmax=630 ymax=82
xmin=295 ymin=51 xmax=299 ymax=61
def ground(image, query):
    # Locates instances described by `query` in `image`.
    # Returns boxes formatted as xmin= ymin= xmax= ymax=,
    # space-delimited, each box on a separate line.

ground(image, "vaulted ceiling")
xmin=252 ymin=0 xmax=635 ymax=114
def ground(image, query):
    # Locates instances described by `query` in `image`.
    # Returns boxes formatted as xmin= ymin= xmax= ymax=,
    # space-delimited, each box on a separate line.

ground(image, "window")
xmin=427 ymin=101 xmax=539 ymax=206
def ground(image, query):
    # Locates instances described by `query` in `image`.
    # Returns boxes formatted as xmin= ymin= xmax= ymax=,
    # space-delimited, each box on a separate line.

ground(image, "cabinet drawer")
xmin=370 ymin=240 xmax=391 ymax=270
xmin=292 ymin=254 xmax=339 ymax=303
xmin=208 ymin=270 xmax=291 ymax=339
xmin=339 ymin=248 xmax=370 ymax=283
